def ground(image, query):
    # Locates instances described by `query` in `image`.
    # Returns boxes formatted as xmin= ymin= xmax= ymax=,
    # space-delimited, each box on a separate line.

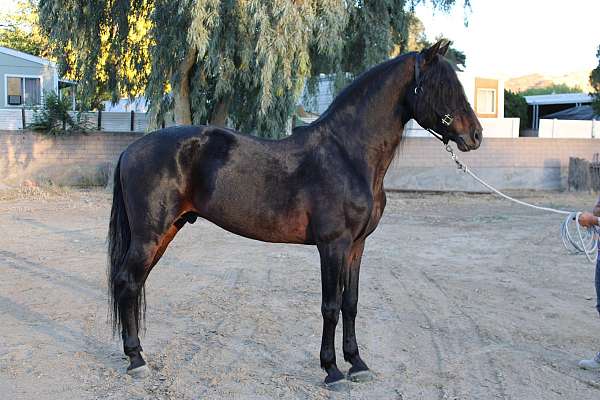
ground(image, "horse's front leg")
xmin=317 ymin=235 xmax=352 ymax=388
xmin=342 ymin=239 xmax=372 ymax=381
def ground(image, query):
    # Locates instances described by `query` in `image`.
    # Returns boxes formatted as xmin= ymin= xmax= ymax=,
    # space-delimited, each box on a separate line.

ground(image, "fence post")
xmin=21 ymin=107 xmax=25 ymax=129
xmin=130 ymin=110 xmax=135 ymax=132
xmin=98 ymin=110 xmax=102 ymax=131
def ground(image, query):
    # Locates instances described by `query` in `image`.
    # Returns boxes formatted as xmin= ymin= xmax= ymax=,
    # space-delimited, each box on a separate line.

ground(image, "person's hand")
xmin=578 ymin=212 xmax=599 ymax=228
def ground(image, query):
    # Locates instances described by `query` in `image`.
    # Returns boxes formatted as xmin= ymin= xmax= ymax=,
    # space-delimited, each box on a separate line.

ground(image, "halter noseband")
xmin=413 ymin=53 xmax=455 ymax=145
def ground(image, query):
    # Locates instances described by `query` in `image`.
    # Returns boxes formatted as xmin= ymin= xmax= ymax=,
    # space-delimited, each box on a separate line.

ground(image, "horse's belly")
xmin=200 ymin=207 xmax=311 ymax=244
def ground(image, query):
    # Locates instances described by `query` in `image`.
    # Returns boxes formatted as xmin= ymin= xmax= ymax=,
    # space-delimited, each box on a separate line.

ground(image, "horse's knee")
xmin=321 ymin=303 xmax=341 ymax=324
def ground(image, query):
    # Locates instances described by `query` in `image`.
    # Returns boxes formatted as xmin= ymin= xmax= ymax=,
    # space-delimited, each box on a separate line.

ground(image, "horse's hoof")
xmin=127 ymin=364 xmax=150 ymax=378
xmin=348 ymin=369 xmax=374 ymax=383
xmin=324 ymin=378 xmax=350 ymax=392
xmin=324 ymin=367 xmax=349 ymax=391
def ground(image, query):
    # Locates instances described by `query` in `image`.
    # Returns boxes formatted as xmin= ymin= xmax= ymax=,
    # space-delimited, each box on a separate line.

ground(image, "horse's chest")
xmin=364 ymin=190 xmax=386 ymax=236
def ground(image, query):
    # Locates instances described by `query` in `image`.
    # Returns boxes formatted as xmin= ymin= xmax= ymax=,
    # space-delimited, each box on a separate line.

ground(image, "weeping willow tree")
xmin=39 ymin=0 xmax=467 ymax=137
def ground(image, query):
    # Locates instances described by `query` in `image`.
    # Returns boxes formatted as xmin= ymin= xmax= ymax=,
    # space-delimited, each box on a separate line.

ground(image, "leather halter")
xmin=413 ymin=53 xmax=455 ymax=145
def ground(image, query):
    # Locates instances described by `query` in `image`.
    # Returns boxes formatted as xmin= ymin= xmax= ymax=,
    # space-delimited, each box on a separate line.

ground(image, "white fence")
xmin=403 ymin=117 xmax=520 ymax=138
xmin=538 ymin=119 xmax=600 ymax=139
xmin=0 ymin=108 xmax=168 ymax=132
xmin=3 ymin=107 xmax=599 ymax=139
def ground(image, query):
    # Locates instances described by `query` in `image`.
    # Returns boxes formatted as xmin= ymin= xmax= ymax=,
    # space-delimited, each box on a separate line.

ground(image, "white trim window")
xmin=476 ymin=88 xmax=496 ymax=114
xmin=5 ymin=75 xmax=43 ymax=106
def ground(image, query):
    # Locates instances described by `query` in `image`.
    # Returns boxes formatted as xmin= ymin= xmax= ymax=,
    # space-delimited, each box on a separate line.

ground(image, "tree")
xmin=401 ymin=17 xmax=466 ymax=71
xmin=39 ymin=0 xmax=467 ymax=137
xmin=520 ymin=84 xmax=582 ymax=97
xmin=591 ymin=44 xmax=600 ymax=115
xmin=0 ymin=0 xmax=51 ymax=58
xmin=504 ymin=90 xmax=528 ymax=128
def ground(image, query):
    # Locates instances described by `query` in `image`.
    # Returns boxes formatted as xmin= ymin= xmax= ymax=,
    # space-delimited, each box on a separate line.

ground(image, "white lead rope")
xmin=444 ymin=144 xmax=598 ymax=263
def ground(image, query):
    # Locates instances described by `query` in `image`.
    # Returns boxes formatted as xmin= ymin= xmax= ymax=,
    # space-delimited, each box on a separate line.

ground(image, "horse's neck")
xmin=321 ymin=60 xmax=411 ymax=190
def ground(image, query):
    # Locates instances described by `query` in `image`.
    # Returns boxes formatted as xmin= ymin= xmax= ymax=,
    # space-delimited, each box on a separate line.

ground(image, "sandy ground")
xmin=1 ymin=187 xmax=600 ymax=399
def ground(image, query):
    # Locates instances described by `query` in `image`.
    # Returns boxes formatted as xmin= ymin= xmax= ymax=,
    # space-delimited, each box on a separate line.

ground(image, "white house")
xmin=0 ymin=46 xmax=75 ymax=110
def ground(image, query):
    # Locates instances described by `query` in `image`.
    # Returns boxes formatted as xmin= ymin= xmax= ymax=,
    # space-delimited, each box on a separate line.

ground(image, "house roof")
xmin=524 ymin=92 xmax=593 ymax=105
xmin=0 ymin=46 xmax=56 ymax=67
xmin=544 ymin=105 xmax=599 ymax=120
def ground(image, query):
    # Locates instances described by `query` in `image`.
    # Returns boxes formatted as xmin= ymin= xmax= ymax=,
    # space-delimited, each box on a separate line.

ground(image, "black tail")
xmin=107 ymin=154 xmax=143 ymax=334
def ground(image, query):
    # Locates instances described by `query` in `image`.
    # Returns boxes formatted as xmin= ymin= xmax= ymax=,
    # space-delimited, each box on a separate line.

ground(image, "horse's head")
xmin=405 ymin=40 xmax=482 ymax=152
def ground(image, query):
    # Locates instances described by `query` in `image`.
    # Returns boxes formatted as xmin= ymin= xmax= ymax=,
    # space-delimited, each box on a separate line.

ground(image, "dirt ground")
xmin=1 ymin=187 xmax=600 ymax=400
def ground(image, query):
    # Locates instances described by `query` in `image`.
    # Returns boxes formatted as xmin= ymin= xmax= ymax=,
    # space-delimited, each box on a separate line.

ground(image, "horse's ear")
xmin=438 ymin=40 xmax=451 ymax=56
xmin=421 ymin=40 xmax=444 ymax=64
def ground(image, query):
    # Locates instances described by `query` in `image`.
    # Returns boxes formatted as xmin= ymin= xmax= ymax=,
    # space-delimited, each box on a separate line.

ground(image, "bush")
xmin=504 ymin=90 xmax=529 ymax=129
xmin=29 ymin=91 xmax=91 ymax=135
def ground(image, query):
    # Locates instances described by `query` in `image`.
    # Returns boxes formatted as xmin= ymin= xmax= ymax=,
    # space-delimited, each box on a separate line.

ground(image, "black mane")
xmin=300 ymin=53 xmax=410 ymax=128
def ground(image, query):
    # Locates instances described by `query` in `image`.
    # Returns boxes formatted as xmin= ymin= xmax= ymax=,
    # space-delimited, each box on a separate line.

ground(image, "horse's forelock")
xmin=420 ymin=58 xmax=469 ymax=114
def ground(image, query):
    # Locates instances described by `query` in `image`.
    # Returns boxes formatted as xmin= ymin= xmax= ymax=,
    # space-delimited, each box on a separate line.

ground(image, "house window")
xmin=477 ymin=88 xmax=496 ymax=114
xmin=6 ymin=76 xmax=41 ymax=106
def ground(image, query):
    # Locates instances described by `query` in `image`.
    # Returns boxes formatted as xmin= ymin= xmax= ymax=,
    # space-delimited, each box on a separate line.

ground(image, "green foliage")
xmin=39 ymin=0 xmax=468 ymax=138
xmin=519 ymin=84 xmax=582 ymax=96
xmin=504 ymin=90 xmax=528 ymax=129
xmin=591 ymin=45 xmax=600 ymax=115
xmin=404 ymin=23 xmax=467 ymax=71
xmin=29 ymin=91 xmax=90 ymax=135
xmin=0 ymin=0 xmax=51 ymax=57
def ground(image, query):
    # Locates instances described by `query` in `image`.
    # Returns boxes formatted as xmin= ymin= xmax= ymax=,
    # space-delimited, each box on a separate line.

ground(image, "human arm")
xmin=579 ymin=196 xmax=600 ymax=227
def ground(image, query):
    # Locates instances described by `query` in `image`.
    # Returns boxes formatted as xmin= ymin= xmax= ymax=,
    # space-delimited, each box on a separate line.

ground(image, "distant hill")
xmin=506 ymin=71 xmax=593 ymax=93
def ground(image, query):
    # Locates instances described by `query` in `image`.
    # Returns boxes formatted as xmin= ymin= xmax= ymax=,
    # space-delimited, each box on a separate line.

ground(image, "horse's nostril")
xmin=473 ymin=130 xmax=481 ymax=142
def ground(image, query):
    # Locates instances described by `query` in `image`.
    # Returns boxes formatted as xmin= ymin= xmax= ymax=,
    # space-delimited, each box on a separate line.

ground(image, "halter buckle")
xmin=441 ymin=114 xmax=453 ymax=126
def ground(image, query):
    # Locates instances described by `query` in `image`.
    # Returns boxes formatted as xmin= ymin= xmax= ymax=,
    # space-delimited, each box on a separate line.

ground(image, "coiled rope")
xmin=444 ymin=144 xmax=598 ymax=263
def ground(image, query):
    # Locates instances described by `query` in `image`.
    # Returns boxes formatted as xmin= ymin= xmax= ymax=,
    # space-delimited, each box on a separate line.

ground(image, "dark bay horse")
xmin=108 ymin=40 xmax=482 ymax=387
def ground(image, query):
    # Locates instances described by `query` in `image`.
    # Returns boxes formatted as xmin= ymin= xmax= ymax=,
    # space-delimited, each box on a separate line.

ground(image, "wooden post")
xmin=21 ymin=107 xmax=25 ymax=129
xmin=130 ymin=110 xmax=135 ymax=131
xmin=568 ymin=157 xmax=592 ymax=191
xmin=591 ymin=154 xmax=600 ymax=192
xmin=98 ymin=110 xmax=102 ymax=131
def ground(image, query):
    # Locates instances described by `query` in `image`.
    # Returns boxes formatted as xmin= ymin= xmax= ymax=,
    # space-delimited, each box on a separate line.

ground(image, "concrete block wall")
xmin=0 ymin=130 xmax=142 ymax=186
xmin=386 ymin=137 xmax=600 ymax=191
xmin=2 ymin=131 xmax=600 ymax=191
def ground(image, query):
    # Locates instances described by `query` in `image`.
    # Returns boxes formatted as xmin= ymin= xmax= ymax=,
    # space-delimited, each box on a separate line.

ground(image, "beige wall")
xmin=2 ymin=132 xmax=600 ymax=191
xmin=387 ymin=137 xmax=600 ymax=191
xmin=0 ymin=131 xmax=141 ymax=186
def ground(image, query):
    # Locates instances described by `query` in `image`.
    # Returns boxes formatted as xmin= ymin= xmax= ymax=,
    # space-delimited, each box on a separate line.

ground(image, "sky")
xmin=1 ymin=0 xmax=598 ymax=77
xmin=414 ymin=0 xmax=600 ymax=77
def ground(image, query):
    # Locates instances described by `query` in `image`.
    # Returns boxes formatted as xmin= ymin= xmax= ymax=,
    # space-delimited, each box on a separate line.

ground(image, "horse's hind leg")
xmin=114 ymin=238 xmax=156 ymax=377
xmin=116 ymin=225 xmax=181 ymax=377
xmin=342 ymin=240 xmax=372 ymax=382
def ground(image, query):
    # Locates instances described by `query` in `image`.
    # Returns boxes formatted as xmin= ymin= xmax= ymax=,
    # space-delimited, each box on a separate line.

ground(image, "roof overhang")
xmin=524 ymin=93 xmax=593 ymax=105
xmin=58 ymin=79 xmax=77 ymax=88
xmin=0 ymin=46 xmax=56 ymax=67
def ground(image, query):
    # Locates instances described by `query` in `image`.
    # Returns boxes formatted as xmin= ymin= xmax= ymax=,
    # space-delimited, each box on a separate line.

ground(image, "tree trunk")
xmin=210 ymin=96 xmax=231 ymax=127
xmin=172 ymin=48 xmax=197 ymax=126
